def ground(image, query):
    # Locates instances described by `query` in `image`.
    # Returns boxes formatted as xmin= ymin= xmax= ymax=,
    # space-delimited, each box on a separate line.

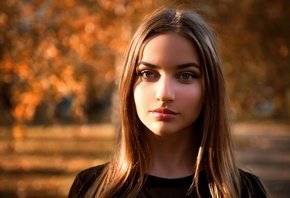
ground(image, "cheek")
xmin=134 ymin=85 xmax=149 ymax=111
xmin=178 ymin=85 xmax=203 ymax=102
xmin=133 ymin=89 xmax=140 ymax=110
xmin=177 ymin=87 xmax=204 ymax=116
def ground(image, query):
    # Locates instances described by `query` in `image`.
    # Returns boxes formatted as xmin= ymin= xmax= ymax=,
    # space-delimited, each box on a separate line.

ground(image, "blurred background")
xmin=0 ymin=0 xmax=289 ymax=197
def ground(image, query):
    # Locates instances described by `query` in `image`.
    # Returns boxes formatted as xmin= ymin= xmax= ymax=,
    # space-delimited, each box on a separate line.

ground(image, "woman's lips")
xmin=150 ymin=108 xmax=179 ymax=120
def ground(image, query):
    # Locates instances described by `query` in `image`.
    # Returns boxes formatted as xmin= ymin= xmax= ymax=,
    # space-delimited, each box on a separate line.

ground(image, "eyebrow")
xmin=137 ymin=61 xmax=201 ymax=70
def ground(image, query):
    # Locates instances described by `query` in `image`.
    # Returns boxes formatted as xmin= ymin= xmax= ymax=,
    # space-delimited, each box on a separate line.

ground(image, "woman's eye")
xmin=140 ymin=70 xmax=156 ymax=79
xmin=178 ymin=72 xmax=196 ymax=81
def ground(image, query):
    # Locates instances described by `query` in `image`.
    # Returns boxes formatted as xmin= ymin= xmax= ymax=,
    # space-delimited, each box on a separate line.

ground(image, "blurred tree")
xmin=0 ymin=0 xmax=164 ymax=128
xmin=208 ymin=0 xmax=290 ymax=120
xmin=0 ymin=0 xmax=289 ymax=131
xmin=182 ymin=0 xmax=289 ymax=120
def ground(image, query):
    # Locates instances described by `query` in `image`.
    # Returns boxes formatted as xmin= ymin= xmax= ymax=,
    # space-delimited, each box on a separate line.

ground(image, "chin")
xmin=148 ymin=127 xmax=180 ymax=137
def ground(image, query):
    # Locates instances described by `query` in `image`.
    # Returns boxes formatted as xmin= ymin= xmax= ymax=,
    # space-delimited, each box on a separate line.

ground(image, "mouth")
xmin=151 ymin=107 xmax=178 ymax=115
xmin=150 ymin=108 xmax=179 ymax=120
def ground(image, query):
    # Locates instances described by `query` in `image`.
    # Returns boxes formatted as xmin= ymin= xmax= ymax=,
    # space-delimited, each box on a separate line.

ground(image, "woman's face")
xmin=134 ymin=33 xmax=204 ymax=136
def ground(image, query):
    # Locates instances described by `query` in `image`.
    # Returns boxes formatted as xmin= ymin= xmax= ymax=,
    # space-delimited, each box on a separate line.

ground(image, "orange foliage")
xmin=0 ymin=0 xmax=289 ymax=125
xmin=0 ymin=0 xmax=162 ymax=125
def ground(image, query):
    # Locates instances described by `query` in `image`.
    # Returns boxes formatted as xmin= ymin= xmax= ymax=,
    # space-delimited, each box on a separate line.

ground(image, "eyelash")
xmin=139 ymin=70 xmax=158 ymax=79
xmin=138 ymin=70 xmax=198 ymax=82
xmin=177 ymin=72 xmax=196 ymax=81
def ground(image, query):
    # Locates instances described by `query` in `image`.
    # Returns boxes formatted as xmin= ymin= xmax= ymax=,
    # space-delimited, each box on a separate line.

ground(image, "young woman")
xmin=68 ymin=7 xmax=267 ymax=198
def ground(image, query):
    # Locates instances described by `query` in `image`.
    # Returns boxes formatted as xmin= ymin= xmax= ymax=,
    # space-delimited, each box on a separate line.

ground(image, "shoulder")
xmin=239 ymin=169 xmax=267 ymax=198
xmin=68 ymin=163 xmax=107 ymax=198
xmin=77 ymin=163 xmax=107 ymax=180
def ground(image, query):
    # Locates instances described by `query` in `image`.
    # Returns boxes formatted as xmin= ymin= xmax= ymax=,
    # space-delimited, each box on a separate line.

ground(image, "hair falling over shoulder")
xmin=84 ymin=7 xmax=266 ymax=198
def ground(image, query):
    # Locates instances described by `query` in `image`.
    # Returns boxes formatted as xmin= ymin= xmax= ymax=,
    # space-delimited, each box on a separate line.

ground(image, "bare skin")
xmin=146 ymin=127 xmax=197 ymax=178
xmin=134 ymin=33 xmax=203 ymax=178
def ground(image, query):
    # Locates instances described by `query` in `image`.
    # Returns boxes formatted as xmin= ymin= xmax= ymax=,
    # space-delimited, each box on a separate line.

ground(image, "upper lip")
xmin=151 ymin=107 xmax=178 ymax=115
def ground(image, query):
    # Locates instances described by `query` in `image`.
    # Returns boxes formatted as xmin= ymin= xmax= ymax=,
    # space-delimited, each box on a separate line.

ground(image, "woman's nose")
xmin=155 ymin=77 xmax=175 ymax=102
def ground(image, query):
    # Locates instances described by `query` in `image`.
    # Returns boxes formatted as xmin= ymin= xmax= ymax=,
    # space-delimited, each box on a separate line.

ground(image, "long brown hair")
xmin=86 ymin=7 xmax=241 ymax=198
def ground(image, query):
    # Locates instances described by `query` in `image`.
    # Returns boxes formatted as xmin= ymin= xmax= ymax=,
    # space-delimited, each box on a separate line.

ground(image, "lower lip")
xmin=151 ymin=112 xmax=177 ymax=121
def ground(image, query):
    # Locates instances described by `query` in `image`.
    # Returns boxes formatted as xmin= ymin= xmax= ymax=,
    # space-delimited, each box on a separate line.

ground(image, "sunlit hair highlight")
xmin=86 ymin=7 xmax=243 ymax=198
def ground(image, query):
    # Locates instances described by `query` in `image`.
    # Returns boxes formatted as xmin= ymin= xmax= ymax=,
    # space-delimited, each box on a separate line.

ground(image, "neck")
xmin=146 ymin=129 xmax=198 ymax=178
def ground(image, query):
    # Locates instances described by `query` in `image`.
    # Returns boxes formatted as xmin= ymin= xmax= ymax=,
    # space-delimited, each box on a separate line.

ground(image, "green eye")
xmin=178 ymin=72 xmax=195 ymax=80
xmin=140 ymin=70 xmax=156 ymax=79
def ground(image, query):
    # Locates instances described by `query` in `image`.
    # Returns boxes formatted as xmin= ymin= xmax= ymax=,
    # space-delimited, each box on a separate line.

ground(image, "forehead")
xmin=139 ymin=33 xmax=200 ymax=66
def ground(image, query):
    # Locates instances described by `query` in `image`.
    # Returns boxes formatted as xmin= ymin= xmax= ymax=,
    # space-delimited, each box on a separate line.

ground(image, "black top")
xmin=68 ymin=164 xmax=267 ymax=198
